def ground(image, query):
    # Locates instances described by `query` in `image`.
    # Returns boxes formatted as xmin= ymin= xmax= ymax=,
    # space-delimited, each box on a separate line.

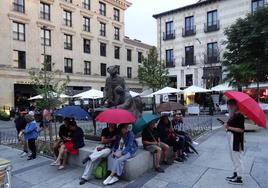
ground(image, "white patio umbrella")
xmin=129 ymin=91 xmax=140 ymax=97
xmin=73 ymin=89 xmax=103 ymax=99
xmin=211 ymin=83 xmax=234 ymax=92
xmin=140 ymin=89 xmax=153 ymax=98
xmin=28 ymin=92 xmax=70 ymax=100
xmin=151 ymin=87 xmax=182 ymax=96
xmin=183 ymin=85 xmax=212 ymax=93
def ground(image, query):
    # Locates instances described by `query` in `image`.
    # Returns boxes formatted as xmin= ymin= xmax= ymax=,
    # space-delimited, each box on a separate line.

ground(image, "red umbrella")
xmin=224 ymin=91 xmax=266 ymax=128
xmin=95 ymin=108 xmax=136 ymax=124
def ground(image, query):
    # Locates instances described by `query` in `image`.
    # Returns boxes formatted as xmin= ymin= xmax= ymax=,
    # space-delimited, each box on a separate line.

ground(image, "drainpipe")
xmin=159 ymin=17 xmax=162 ymax=62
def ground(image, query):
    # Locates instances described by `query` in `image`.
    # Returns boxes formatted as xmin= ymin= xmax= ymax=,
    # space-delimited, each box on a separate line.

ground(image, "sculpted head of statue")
xmin=107 ymin=65 xmax=120 ymax=77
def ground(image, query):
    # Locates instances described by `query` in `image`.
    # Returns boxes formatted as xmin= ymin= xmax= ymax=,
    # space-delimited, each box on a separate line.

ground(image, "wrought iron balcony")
xmin=204 ymin=20 xmax=220 ymax=33
xmin=182 ymin=26 xmax=196 ymax=37
xmin=182 ymin=56 xmax=196 ymax=66
xmin=163 ymin=31 xmax=176 ymax=41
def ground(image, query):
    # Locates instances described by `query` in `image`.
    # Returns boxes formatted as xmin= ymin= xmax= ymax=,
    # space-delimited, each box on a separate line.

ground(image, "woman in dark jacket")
xmin=157 ymin=116 xmax=185 ymax=162
xmin=50 ymin=120 xmax=85 ymax=170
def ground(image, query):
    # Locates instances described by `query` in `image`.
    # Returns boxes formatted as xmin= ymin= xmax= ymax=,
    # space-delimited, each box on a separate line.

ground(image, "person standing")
xmin=224 ymin=99 xmax=245 ymax=185
xmin=79 ymin=124 xmax=117 ymax=185
xmin=142 ymin=120 xmax=170 ymax=173
xmin=23 ymin=114 xmax=38 ymax=160
xmin=14 ymin=110 xmax=28 ymax=157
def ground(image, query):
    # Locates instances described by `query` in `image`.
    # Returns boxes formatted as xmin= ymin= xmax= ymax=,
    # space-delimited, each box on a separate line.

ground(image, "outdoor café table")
xmin=0 ymin=158 xmax=11 ymax=188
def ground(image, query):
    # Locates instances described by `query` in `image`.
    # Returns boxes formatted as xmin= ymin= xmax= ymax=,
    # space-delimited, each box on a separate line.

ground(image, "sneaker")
xmin=20 ymin=152 xmax=28 ymax=158
xmin=103 ymin=176 xmax=112 ymax=185
xmin=82 ymin=157 xmax=91 ymax=164
xmin=161 ymin=160 xmax=172 ymax=165
xmin=79 ymin=178 xmax=87 ymax=185
xmin=175 ymin=157 xmax=183 ymax=162
xmin=193 ymin=141 xmax=199 ymax=145
xmin=228 ymin=177 xmax=243 ymax=185
xmin=155 ymin=167 xmax=165 ymax=173
xmin=108 ymin=176 xmax=119 ymax=185
xmin=27 ymin=156 xmax=36 ymax=160
xmin=50 ymin=161 xmax=61 ymax=166
xmin=225 ymin=172 xmax=237 ymax=181
xmin=58 ymin=165 xmax=65 ymax=170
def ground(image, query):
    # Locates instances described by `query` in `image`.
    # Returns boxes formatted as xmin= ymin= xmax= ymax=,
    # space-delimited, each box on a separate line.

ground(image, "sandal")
xmin=58 ymin=165 xmax=65 ymax=170
xmin=50 ymin=161 xmax=60 ymax=166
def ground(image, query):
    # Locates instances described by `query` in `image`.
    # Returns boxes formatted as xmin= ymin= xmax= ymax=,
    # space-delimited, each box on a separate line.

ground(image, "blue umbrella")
xmin=132 ymin=114 xmax=160 ymax=134
xmin=54 ymin=106 xmax=91 ymax=120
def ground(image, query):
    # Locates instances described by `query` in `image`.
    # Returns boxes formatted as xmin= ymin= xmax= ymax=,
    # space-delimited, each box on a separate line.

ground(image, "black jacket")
xmin=14 ymin=116 xmax=27 ymax=133
xmin=71 ymin=127 xmax=85 ymax=149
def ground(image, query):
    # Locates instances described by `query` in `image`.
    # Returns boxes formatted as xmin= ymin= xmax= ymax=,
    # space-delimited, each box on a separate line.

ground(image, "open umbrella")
xmin=183 ymin=85 xmax=211 ymax=93
xmin=132 ymin=114 xmax=160 ymax=134
xmin=96 ymin=109 xmax=136 ymax=124
xmin=54 ymin=106 xmax=90 ymax=120
xmin=224 ymin=91 xmax=266 ymax=128
xmin=156 ymin=102 xmax=186 ymax=113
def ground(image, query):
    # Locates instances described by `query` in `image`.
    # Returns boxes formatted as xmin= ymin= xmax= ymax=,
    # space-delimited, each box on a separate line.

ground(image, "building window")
xmin=13 ymin=22 xmax=25 ymax=41
xmin=138 ymin=52 xmax=142 ymax=63
xmin=82 ymin=0 xmax=90 ymax=10
xmin=252 ymin=0 xmax=264 ymax=13
xmin=185 ymin=46 xmax=195 ymax=66
xmin=164 ymin=21 xmax=175 ymax=40
xmin=84 ymin=61 xmax=91 ymax=75
xmin=13 ymin=50 xmax=26 ymax=69
xmin=186 ymin=74 xmax=193 ymax=87
xmin=83 ymin=17 xmax=90 ymax=32
xmin=99 ymin=2 xmax=106 ymax=16
xmin=183 ymin=16 xmax=196 ymax=37
xmin=114 ymin=27 xmax=120 ymax=40
xmin=100 ymin=22 xmax=106 ymax=37
xmin=207 ymin=42 xmax=219 ymax=64
xmin=114 ymin=8 xmax=120 ymax=21
xmin=127 ymin=49 xmax=132 ymax=61
xmin=64 ymin=58 xmax=73 ymax=73
xmin=127 ymin=67 xmax=132 ymax=79
xmin=40 ymin=2 xmax=50 ymax=21
xmin=64 ymin=34 xmax=72 ymax=50
xmin=84 ymin=39 xmax=91 ymax=54
xmin=100 ymin=63 xmax=106 ymax=76
xmin=41 ymin=28 xmax=51 ymax=46
xmin=63 ymin=10 xmax=72 ymax=27
xmin=205 ymin=10 xmax=219 ymax=32
xmin=114 ymin=46 xmax=120 ymax=59
xmin=65 ymin=0 xmax=72 ymax=3
xmin=42 ymin=54 xmax=52 ymax=71
xmin=165 ymin=49 xmax=174 ymax=67
xmin=13 ymin=0 xmax=25 ymax=13
xmin=100 ymin=42 xmax=106 ymax=57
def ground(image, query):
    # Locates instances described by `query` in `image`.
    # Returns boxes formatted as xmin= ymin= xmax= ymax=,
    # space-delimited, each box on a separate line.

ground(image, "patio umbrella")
xmin=28 ymin=92 xmax=70 ymax=100
xmin=151 ymin=87 xmax=182 ymax=96
xmin=129 ymin=91 xmax=140 ymax=97
xmin=183 ymin=85 xmax=211 ymax=93
xmin=96 ymin=108 xmax=136 ymax=124
xmin=54 ymin=106 xmax=90 ymax=120
xmin=211 ymin=83 xmax=234 ymax=92
xmin=73 ymin=89 xmax=103 ymax=99
xmin=132 ymin=114 xmax=160 ymax=134
xmin=156 ymin=102 xmax=186 ymax=113
xmin=224 ymin=91 xmax=266 ymax=128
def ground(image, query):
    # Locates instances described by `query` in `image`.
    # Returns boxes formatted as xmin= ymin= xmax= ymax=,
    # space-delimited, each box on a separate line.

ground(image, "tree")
xmin=138 ymin=47 xmax=169 ymax=92
xmin=222 ymin=7 xmax=268 ymax=91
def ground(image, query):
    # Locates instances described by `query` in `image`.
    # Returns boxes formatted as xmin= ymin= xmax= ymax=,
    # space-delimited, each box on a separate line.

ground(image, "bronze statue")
xmin=103 ymin=65 xmax=143 ymax=118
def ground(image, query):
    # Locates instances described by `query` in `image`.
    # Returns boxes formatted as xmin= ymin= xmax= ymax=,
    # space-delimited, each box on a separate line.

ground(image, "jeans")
xmin=28 ymin=139 xmax=36 ymax=158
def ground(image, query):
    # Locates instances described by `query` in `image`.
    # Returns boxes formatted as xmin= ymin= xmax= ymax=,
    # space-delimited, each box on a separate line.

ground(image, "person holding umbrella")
xmin=142 ymin=120 xmax=170 ymax=173
xmin=224 ymin=99 xmax=245 ymax=185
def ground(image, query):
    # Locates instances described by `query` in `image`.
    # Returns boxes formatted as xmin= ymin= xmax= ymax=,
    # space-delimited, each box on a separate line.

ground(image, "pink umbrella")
xmin=224 ymin=91 xmax=266 ymax=128
xmin=96 ymin=108 xmax=136 ymax=124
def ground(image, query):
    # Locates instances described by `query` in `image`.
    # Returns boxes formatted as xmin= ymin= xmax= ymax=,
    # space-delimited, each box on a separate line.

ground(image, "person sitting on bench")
xmin=142 ymin=120 xmax=170 ymax=173
xmin=79 ymin=123 xmax=117 ymax=185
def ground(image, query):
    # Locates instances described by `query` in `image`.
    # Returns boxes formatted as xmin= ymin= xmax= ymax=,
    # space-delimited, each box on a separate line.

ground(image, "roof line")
xmin=152 ymin=0 xmax=220 ymax=19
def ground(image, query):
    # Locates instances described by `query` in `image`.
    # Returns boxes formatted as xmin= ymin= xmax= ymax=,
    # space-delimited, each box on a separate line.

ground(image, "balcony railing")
xmin=163 ymin=31 xmax=175 ymax=41
xmin=204 ymin=20 xmax=220 ymax=33
xmin=204 ymin=54 xmax=220 ymax=64
xmin=182 ymin=26 xmax=196 ymax=37
xmin=165 ymin=59 xmax=176 ymax=68
xmin=182 ymin=56 xmax=196 ymax=66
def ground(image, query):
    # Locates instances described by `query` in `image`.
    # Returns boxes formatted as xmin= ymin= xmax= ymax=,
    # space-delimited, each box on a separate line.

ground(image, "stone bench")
xmin=68 ymin=139 xmax=155 ymax=181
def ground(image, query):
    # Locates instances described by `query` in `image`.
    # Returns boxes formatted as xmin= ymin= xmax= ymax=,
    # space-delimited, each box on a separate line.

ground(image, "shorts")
xmin=64 ymin=141 xmax=78 ymax=155
xmin=144 ymin=142 xmax=167 ymax=153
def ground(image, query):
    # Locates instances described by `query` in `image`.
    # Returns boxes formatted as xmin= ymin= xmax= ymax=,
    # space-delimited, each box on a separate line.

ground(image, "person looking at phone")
xmin=79 ymin=123 xmax=118 ymax=185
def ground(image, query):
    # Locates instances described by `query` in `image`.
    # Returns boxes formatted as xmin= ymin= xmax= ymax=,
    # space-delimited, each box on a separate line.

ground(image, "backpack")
xmin=95 ymin=160 xmax=107 ymax=179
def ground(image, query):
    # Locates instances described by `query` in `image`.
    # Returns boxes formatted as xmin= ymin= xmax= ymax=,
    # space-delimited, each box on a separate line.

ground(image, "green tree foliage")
xmin=29 ymin=59 xmax=70 ymax=110
xmin=138 ymin=47 xmax=169 ymax=91
xmin=222 ymin=7 xmax=268 ymax=90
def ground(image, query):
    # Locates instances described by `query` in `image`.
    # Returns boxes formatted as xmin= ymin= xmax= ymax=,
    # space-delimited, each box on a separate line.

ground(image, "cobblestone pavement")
xmin=1 ymin=114 xmax=268 ymax=188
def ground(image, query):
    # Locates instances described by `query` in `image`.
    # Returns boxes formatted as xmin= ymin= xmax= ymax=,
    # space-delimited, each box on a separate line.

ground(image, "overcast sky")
xmin=125 ymin=0 xmax=197 ymax=45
